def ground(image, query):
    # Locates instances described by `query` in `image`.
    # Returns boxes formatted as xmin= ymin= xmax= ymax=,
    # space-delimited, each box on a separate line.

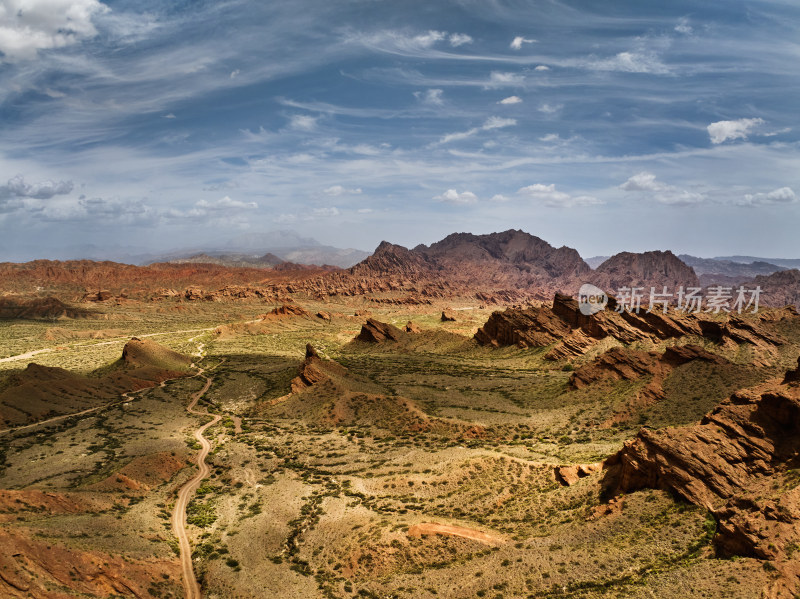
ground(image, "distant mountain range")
xmin=2 ymin=229 xmax=798 ymax=308
xmin=0 ymin=230 xmax=371 ymax=269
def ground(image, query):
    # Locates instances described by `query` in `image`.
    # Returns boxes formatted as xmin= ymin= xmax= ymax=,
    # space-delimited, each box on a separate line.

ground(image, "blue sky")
xmin=0 ymin=0 xmax=798 ymax=260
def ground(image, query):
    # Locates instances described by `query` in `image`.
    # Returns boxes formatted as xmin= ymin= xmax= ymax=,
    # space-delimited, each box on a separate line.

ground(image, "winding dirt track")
xmin=171 ymin=374 xmax=219 ymax=599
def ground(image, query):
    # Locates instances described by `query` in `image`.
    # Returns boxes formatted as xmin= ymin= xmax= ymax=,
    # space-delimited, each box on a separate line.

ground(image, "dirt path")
xmin=171 ymin=374 xmax=219 ymax=599
xmin=407 ymin=522 xmax=505 ymax=546
xmin=0 ymin=348 xmax=54 ymax=364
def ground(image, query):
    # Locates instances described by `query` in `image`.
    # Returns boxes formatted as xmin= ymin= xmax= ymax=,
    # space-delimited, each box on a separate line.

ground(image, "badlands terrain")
xmin=1 ymin=230 xmax=800 ymax=599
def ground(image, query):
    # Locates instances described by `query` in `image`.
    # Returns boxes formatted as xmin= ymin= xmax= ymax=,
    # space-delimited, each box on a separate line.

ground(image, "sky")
xmin=0 ymin=0 xmax=799 ymax=261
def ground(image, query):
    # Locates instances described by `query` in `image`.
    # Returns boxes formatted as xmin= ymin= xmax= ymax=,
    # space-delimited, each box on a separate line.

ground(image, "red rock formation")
xmin=476 ymin=292 xmax=790 ymax=359
xmin=356 ymin=319 xmax=405 ymax=343
xmin=290 ymin=344 xmax=347 ymax=393
xmin=601 ymin=376 xmax=800 ymax=596
xmin=405 ymin=321 xmax=421 ymax=333
xmin=554 ymin=463 xmax=602 ymax=486
xmin=261 ymin=304 xmax=311 ymax=319
xmin=441 ymin=309 xmax=457 ymax=322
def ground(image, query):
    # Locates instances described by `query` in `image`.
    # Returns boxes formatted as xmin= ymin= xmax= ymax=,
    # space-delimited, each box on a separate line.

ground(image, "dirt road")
xmin=171 ymin=374 xmax=219 ymax=599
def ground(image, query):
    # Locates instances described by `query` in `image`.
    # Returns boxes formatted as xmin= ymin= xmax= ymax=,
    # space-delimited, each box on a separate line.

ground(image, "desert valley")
xmin=1 ymin=230 xmax=800 ymax=599
xmin=2 ymin=1 xmax=798 ymax=597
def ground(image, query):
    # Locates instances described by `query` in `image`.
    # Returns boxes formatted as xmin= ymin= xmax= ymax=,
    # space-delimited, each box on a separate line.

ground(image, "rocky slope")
xmin=601 ymin=373 xmax=800 ymax=597
xmin=0 ymin=339 xmax=193 ymax=428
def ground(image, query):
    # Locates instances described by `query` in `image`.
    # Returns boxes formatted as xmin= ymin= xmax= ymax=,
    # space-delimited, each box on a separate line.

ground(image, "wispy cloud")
xmin=438 ymin=116 xmax=516 ymax=144
xmin=323 ymin=185 xmax=362 ymax=196
xmin=498 ymin=95 xmax=522 ymax=104
xmin=288 ymin=114 xmax=318 ymax=131
xmin=518 ymin=183 xmax=601 ymax=208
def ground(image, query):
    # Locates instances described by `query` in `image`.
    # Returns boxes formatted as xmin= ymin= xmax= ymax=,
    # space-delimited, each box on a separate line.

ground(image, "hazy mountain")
xmin=713 ymin=256 xmax=800 ymax=269
xmin=143 ymin=230 xmax=371 ymax=268
xmin=679 ymin=255 xmax=786 ymax=278
xmin=585 ymin=256 xmax=611 ymax=269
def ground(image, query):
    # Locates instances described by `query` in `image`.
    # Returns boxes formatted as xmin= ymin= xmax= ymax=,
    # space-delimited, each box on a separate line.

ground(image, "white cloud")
xmin=485 ymin=71 xmax=525 ymax=88
xmin=498 ymin=95 xmax=522 ymax=105
xmin=357 ymin=207 xmax=373 ymax=214
xmin=510 ymin=36 xmax=535 ymax=50
xmin=289 ymin=114 xmax=318 ymax=131
xmin=448 ymin=33 xmax=472 ymax=47
xmin=163 ymin=113 xmax=176 ymax=119
xmin=538 ymin=103 xmax=563 ymax=114
xmin=619 ymin=171 xmax=663 ymax=192
xmin=539 ymin=133 xmax=560 ymax=142
xmin=742 ymin=186 xmax=796 ymax=206
xmin=414 ymin=88 xmax=444 ymax=105
xmin=619 ymin=172 xmax=704 ymax=205
xmin=439 ymin=116 xmax=516 ymax=144
xmin=534 ymin=65 xmax=549 ymax=71
xmin=675 ymin=18 xmax=692 ymax=35
xmin=707 ymin=118 xmax=764 ymax=144
xmin=412 ymin=30 xmax=446 ymax=47
xmin=434 ymin=189 xmax=478 ymax=205
xmin=0 ymin=0 xmax=109 ymax=62
xmin=195 ymin=196 xmax=257 ymax=210
xmin=489 ymin=194 xmax=509 ymax=202
xmin=323 ymin=185 xmax=362 ymax=196
xmin=0 ymin=174 xmax=73 ymax=199
xmin=518 ymin=183 xmax=602 ymax=208
xmin=230 ymin=69 xmax=240 ymax=79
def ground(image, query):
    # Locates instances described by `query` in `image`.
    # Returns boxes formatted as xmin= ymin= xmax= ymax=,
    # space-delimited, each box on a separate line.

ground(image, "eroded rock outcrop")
xmin=260 ymin=304 xmax=312 ymax=319
xmin=290 ymin=343 xmax=347 ymax=393
xmin=405 ymin=321 xmax=421 ymax=333
xmin=441 ymin=309 xmax=457 ymax=322
xmin=601 ymin=377 xmax=800 ymax=596
xmin=356 ymin=318 xmax=405 ymax=343
xmin=476 ymin=292 xmax=791 ymax=359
